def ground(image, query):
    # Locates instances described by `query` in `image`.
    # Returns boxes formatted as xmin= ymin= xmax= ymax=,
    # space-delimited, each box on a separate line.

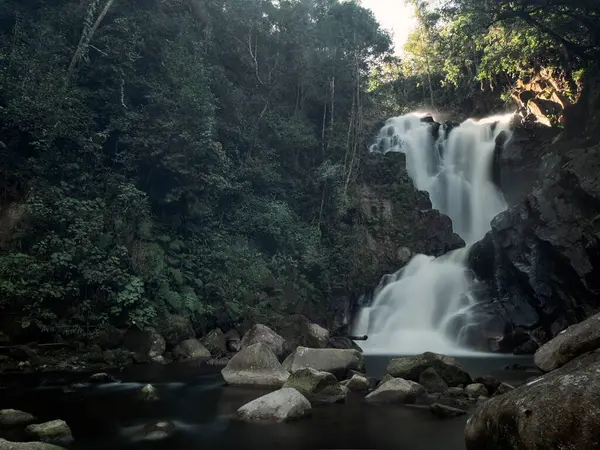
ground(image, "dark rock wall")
xmin=468 ymin=144 xmax=600 ymax=350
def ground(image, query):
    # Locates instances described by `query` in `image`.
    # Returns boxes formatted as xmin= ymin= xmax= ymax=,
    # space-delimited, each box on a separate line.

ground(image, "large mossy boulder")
xmin=283 ymin=367 xmax=346 ymax=404
xmin=282 ymin=346 xmax=364 ymax=380
xmin=240 ymin=325 xmax=286 ymax=360
xmin=364 ymin=378 xmax=425 ymax=404
xmin=221 ymin=343 xmax=289 ymax=387
xmin=237 ymin=388 xmax=311 ymax=423
xmin=123 ymin=327 xmax=166 ymax=363
xmin=534 ymin=311 xmax=600 ymax=373
xmin=173 ymin=339 xmax=211 ymax=361
xmin=25 ymin=421 xmax=72 ymax=445
xmin=0 ymin=410 xmax=36 ymax=427
xmin=386 ymin=352 xmax=471 ymax=386
xmin=465 ymin=350 xmax=600 ymax=450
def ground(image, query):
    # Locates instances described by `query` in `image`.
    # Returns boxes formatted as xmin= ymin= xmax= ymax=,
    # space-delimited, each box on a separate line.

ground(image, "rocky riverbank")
xmin=465 ymin=310 xmax=600 ymax=449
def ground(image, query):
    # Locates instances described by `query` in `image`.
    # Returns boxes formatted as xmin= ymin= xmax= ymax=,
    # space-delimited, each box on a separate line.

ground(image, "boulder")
xmin=445 ymin=387 xmax=466 ymax=398
xmin=386 ymin=352 xmax=472 ymax=386
xmin=236 ymin=388 xmax=311 ymax=423
xmin=240 ymin=325 xmax=286 ymax=360
xmin=282 ymin=346 xmax=364 ymax=380
xmin=534 ymin=312 xmax=600 ymax=373
xmin=201 ymin=328 xmax=228 ymax=355
xmin=430 ymin=403 xmax=467 ymax=418
xmin=94 ymin=324 xmax=123 ymax=349
xmin=0 ymin=439 xmax=65 ymax=450
xmin=465 ymin=383 xmax=488 ymax=398
xmin=307 ymin=323 xmax=330 ymax=348
xmin=364 ymin=378 xmax=425 ymax=404
xmin=131 ymin=421 xmax=175 ymax=442
xmin=224 ymin=329 xmax=241 ymax=353
xmin=173 ymin=339 xmax=210 ymax=361
xmin=89 ymin=373 xmax=118 ymax=383
xmin=283 ymin=367 xmax=346 ymax=404
xmin=0 ymin=410 xmax=36 ymax=427
xmin=418 ymin=367 xmax=449 ymax=393
xmin=157 ymin=315 xmax=194 ymax=347
xmin=377 ymin=374 xmax=394 ymax=388
xmin=137 ymin=384 xmax=159 ymax=402
xmin=25 ymin=420 xmax=72 ymax=445
xmin=473 ymin=375 xmax=500 ymax=396
xmin=465 ymin=350 xmax=600 ymax=450
xmin=123 ymin=328 xmax=165 ymax=363
xmin=341 ymin=374 xmax=370 ymax=392
xmin=275 ymin=315 xmax=332 ymax=354
xmin=221 ymin=343 xmax=289 ymax=387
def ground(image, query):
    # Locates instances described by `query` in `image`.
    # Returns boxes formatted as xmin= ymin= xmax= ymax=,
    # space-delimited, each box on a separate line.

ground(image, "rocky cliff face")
xmin=467 ymin=143 xmax=600 ymax=352
xmin=326 ymin=152 xmax=465 ymax=334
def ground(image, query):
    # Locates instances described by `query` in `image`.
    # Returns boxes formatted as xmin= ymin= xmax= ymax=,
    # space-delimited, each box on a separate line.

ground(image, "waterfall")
xmin=354 ymin=112 xmax=513 ymax=355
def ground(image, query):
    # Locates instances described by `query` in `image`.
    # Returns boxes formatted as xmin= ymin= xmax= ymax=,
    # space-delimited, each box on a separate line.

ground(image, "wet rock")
xmin=465 ymin=383 xmax=488 ymax=398
xmin=173 ymin=339 xmax=211 ymax=361
xmin=341 ymin=374 xmax=370 ymax=392
xmin=364 ymin=378 xmax=425 ymax=404
xmin=386 ymin=352 xmax=472 ymax=386
xmin=282 ymin=346 xmax=364 ymax=380
xmin=25 ymin=420 xmax=72 ymax=445
xmin=158 ymin=315 xmax=194 ymax=347
xmin=534 ymin=311 xmax=600 ymax=373
xmin=224 ymin=330 xmax=241 ymax=353
xmin=283 ymin=367 xmax=346 ymax=404
xmin=137 ymin=384 xmax=159 ymax=402
xmin=0 ymin=439 xmax=66 ymax=450
xmin=240 ymin=325 xmax=286 ymax=360
xmin=201 ymin=329 xmax=228 ymax=355
xmin=418 ymin=367 xmax=449 ymax=393
xmin=465 ymin=350 xmax=600 ymax=450
xmin=430 ymin=403 xmax=467 ymax=418
xmin=377 ymin=374 xmax=394 ymax=388
xmin=132 ymin=421 xmax=175 ymax=442
xmin=474 ymin=375 xmax=500 ymax=396
xmin=444 ymin=387 xmax=465 ymax=398
xmin=307 ymin=323 xmax=329 ymax=348
xmin=237 ymin=388 xmax=311 ymax=423
xmin=89 ymin=373 xmax=118 ymax=383
xmin=123 ymin=328 xmax=165 ymax=363
xmin=0 ymin=410 xmax=36 ymax=427
xmin=102 ymin=350 xmax=115 ymax=365
xmin=221 ymin=343 xmax=290 ymax=387
xmin=493 ymin=382 xmax=515 ymax=397
xmin=468 ymin=146 xmax=600 ymax=351
xmin=95 ymin=324 xmax=123 ymax=349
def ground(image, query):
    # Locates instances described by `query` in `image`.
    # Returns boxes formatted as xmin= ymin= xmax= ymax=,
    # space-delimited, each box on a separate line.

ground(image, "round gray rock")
xmin=240 ymin=325 xmax=286 ymax=359
xmin=365 ymin=378 xmax=426 ymax=404
xmin=221 ymin=342 xmax=290 ymax=387
xmin=237 ymin=388 xmax=311 ymax=423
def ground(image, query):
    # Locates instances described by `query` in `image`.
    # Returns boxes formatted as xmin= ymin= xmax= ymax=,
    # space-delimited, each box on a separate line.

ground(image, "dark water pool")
xmin=0 ymin=355 xmax=536 ymax=450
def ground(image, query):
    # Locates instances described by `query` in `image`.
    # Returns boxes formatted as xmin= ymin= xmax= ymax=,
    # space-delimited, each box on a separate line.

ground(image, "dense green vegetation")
xmin=376 ymin=0 xmax=600 ymax=116
xmin=0 ymin=0 xmax=598 ymax=342
xmin=0 ymin=0 xmax=391 ymax=338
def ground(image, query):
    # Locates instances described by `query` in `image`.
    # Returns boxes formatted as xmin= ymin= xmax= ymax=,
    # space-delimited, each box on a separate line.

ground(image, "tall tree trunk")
xmin=68 ymin=0 xmax=116 ymax=78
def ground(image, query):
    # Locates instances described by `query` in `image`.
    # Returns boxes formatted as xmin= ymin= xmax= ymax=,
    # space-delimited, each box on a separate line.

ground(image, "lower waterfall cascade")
xmin=353 ymin=112 xmax=514 ymax=355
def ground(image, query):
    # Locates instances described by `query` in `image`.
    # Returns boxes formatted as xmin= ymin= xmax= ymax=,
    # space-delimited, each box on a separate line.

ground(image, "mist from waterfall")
xmin=353 ymin=112 xmax=513 ymax=355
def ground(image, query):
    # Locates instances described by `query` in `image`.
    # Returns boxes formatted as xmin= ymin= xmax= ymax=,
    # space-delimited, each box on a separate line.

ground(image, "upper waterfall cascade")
xmin=353 ymin=112 xmax=513 ymax=355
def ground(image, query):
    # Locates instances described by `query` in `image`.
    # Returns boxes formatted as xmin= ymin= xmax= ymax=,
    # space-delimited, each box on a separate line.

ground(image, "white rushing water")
xmin=353 ymin=112 xmax=513 ymax=355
